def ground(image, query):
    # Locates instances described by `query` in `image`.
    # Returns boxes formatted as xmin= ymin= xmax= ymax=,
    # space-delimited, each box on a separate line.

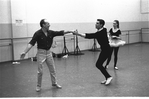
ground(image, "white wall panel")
xmin=0 ymin=0 xmax=149 ymax=62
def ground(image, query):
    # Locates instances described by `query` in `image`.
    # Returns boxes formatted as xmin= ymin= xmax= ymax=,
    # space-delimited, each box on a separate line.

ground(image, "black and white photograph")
xmin=0 ymin=0 xmax=149 ymax=98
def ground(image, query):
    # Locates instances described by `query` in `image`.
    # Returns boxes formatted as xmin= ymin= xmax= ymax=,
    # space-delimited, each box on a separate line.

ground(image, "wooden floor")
xmin=1 ymin=43 xmax=149 ymax=97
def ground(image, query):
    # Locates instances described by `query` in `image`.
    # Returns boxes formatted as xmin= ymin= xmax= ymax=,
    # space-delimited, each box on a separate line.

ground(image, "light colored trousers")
xmin=37 ymin=49 xmax=57 ymax=87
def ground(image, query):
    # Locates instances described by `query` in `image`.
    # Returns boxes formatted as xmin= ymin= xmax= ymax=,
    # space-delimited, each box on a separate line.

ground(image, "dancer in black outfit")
xmin=105 ymin=20 xmax=121 ymax=70
xmin=73 ymin=19 xmax=113 ymax=85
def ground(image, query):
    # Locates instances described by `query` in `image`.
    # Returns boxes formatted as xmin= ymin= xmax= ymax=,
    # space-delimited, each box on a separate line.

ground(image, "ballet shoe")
xmin=52 ymin=84 xmax=62 ymax=89
xmin=36 ymin=86 xmax=41 ymax=92
xmin=105 ymin=77 xmax=113 ymax=85
xmin=114 ymin=67 xmax=118 ymax=70
xmin=101 ymin=80 xmax=106 ymax=84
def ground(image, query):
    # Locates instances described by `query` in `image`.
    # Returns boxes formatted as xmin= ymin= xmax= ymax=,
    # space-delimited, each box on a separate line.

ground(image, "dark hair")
xmin=97 ymin=19 xmax=105 ymax=27
xmin=114 ymin=20 xmax=119 ymax=28
xmin=40 ymin=19 xmax=46 ymax=27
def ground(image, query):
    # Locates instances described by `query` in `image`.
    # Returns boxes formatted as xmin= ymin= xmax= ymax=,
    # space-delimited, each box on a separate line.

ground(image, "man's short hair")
xmin=40 ymin=19 xmax=46 ymax=27
xmin=97 ymin=19 xmax=105 ymax=27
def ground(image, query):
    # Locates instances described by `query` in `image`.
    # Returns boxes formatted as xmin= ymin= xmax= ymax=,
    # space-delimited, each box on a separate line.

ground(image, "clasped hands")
xmin=71 ymin=30 xmax=79 ymax=35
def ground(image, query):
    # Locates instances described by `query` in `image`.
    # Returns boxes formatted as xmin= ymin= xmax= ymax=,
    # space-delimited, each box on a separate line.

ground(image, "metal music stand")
xmin=71 ymin=35 xmax=84 ymax=55
xmin=62 ymin=36 xmax=69 ymax=55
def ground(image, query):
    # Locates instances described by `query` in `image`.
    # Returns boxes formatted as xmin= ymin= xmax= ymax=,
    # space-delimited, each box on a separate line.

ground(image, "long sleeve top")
xmin=85 ymin=28 xmax=110 ymax=50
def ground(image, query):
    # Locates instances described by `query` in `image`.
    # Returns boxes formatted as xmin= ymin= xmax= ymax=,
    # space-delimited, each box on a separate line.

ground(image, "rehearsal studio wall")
xmin=141 ymin=0 xmax=149 ymax=42
xmin=0 ymin=0 xmax=149 ymax=62
xmin=0 ymin=0 xmax=12 ymax=62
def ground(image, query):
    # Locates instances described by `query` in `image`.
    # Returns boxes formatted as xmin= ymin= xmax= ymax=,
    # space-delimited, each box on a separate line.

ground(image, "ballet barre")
xmin=0 ymin=28 xmax=148 ymax=62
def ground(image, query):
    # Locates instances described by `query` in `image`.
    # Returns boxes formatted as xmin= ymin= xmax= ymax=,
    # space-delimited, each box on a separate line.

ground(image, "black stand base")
xmin=70 ymin=45 xmax=84 ymax=55
xmin=88 ymin=48 xmax=101 ymax=52
xmin=70 ymin=52 xmax=84 ymax=55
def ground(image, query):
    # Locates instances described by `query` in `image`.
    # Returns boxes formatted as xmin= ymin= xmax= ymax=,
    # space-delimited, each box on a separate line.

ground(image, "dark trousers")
xmin=106 ymin=47 xmax=119 ymax=67
xmin=96 ymin=48 xmax=112 ymax=79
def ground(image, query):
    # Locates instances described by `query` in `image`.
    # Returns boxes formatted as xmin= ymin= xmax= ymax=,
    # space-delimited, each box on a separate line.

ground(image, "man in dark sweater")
xmin=73 ymin=19 xmax=113 ymax=85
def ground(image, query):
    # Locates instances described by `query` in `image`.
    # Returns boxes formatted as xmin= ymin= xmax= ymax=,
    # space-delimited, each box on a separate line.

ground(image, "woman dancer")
xmin=105 ymin=20 xmax=121 ymax=70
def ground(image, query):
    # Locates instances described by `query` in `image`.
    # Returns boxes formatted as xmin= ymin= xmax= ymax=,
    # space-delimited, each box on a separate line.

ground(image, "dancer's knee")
xmin=96 ymin=62 xmax=102 ymax=70
xmin=37 ymin=71 xmax=43 ymax=76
